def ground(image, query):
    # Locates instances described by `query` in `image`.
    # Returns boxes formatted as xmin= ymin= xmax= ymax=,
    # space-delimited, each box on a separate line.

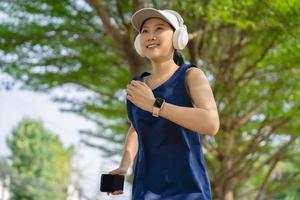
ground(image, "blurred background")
xmin=0 ymin=0 xmax=300 ymax=200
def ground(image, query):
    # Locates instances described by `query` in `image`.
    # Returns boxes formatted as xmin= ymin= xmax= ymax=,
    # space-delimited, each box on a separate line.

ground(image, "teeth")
xmin=147 ymin=44 xmax=159 ymax=48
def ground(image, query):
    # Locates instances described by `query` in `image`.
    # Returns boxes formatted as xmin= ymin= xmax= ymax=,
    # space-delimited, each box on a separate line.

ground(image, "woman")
xmin=108 ymin=8 xmax=219 ymax=200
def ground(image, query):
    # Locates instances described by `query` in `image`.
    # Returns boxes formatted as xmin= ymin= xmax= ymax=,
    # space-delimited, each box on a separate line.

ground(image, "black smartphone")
xmin=100 ymin=174 xmax=125 ymax=192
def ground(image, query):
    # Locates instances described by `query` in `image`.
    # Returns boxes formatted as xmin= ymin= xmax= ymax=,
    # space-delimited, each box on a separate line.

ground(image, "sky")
xmin=0 ymin=83 xmax=131 ymax=200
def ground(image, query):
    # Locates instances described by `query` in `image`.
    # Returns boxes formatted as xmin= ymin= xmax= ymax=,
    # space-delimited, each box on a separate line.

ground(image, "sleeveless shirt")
xmin=126 ymin=63 xmax=212 ymax=200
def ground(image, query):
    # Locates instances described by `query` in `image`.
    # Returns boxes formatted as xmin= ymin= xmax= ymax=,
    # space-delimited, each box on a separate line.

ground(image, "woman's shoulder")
xmin=184 ymin=63 xmax=203 ymax=75
xmin=185 ymin=64 xmax=207 ymax=85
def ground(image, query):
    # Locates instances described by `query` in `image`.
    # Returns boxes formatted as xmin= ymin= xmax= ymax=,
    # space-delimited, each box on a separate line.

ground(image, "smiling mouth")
xmin=146 ymin=44 xmax=160 ymax=48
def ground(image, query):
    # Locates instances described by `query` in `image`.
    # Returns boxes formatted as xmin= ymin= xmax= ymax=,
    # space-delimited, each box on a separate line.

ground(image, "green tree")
xmin=0 ymin=157 xmax=10 ymax=180
xmin=1 ymin=1 xmax=300 ymax=199
xmin=6 ymin=118 xmax=74 ymax=200
xmin=0 ymin=156 xmax=11 ymax=200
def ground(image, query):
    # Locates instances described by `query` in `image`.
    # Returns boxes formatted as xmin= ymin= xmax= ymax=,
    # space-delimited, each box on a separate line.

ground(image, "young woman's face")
xmin=140 ymin=18 xmax=174 ymax=61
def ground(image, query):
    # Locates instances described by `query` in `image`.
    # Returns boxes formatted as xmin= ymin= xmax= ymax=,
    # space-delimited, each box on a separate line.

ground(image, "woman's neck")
xmin=150 ymin=59 xmax=179 ymax=77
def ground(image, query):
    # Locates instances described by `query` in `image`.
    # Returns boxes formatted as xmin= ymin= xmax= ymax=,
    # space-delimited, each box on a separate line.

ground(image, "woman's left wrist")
xmin=148 ymin=98 xmax=156 ymax=113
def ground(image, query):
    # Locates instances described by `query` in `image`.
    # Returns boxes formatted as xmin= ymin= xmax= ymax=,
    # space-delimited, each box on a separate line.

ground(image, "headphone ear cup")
xmin=173 ymin=27 xmax=189 ymax=50
xmin=134 ymin=34 xmax=145 ymax=57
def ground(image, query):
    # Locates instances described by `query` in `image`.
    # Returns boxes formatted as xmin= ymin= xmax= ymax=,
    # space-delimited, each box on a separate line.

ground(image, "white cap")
xmin=131 ymin=8 xmax=183 ymax=32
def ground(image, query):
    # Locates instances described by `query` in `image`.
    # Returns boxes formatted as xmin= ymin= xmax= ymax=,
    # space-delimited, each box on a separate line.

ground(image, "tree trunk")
xmin=214 ymin=180 xmax=235 ymax=200
xmin=224 ymin=190 xmax=234 ymax=200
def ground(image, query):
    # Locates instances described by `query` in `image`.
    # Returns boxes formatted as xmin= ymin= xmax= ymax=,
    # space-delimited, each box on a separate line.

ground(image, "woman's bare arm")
xmin=119 ymin=123 xmax=138 ymax=170
xmin=127 ymin=67 xmax=219 ymax=136
xmin=158 ymin=67 xmax=220 ymax=135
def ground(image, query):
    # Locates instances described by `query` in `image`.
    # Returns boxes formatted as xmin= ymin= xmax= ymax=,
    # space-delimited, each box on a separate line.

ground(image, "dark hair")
xmin=173 ymin=49 xmax=184 ymax=66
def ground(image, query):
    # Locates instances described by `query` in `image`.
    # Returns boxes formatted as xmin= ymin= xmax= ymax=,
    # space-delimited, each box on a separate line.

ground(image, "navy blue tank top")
xmin=126 ymin=63 xmax=212 ymax=200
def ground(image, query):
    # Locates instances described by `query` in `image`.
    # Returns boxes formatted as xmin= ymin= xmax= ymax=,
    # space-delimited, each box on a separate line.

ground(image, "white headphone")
xmin=134 ymin=10 xmax=189 ymax=57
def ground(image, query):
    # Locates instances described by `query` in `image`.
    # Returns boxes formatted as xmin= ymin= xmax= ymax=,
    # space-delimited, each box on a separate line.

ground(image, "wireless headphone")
xmin=134 ymin=10 xmax=189 ymax=57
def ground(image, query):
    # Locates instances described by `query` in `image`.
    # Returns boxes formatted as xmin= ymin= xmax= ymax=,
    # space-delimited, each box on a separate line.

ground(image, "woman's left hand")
xmin=126 ymin=80 xmax=155 ymax=113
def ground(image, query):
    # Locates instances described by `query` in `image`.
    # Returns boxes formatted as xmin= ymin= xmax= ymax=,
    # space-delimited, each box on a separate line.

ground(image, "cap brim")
xmin=131 ymin=8 xmax=172 ymax=32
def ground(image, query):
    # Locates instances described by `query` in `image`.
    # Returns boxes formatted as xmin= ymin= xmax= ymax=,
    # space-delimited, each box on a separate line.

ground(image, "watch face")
xmin=154 ymin=97 xmax=165 ymax=108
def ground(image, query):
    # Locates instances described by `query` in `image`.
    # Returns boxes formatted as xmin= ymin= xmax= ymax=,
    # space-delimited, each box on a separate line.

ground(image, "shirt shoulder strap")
xmin=184 ymin=63 xmax=199 ymax=105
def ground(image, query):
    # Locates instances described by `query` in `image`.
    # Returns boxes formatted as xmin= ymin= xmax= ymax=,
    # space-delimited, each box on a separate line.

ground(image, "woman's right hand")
xmin=106 ymin=167 xmax=127 ymax=196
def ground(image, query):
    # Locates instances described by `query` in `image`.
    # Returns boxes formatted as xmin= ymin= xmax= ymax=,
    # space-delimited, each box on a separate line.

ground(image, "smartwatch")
xmin=152 ymin=97 xmax=165 ymax=117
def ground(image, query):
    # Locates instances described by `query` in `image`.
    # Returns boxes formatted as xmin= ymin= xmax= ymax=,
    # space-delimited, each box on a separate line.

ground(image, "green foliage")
xmin=0 ymin=0 xmax=131 ymax=156
xmin=6 ymin=118 xmax=74 ymax=200
xmin=0 ymin=156 xmax=10 ymax=179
